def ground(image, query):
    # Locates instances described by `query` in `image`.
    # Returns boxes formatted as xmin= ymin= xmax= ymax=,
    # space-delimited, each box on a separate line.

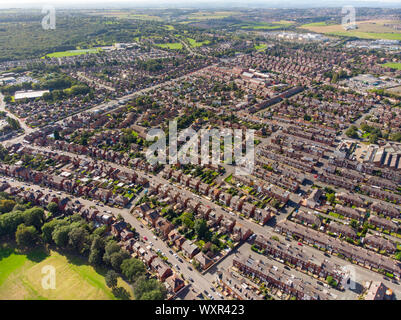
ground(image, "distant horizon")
xmin=1 ymin=0 xmax=401 ymax=9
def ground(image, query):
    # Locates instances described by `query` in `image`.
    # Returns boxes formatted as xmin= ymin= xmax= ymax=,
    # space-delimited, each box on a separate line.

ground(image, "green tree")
xmin=47 ymin=202 xmax=59 ymax=215
xmin=23 ymin=207 xmax=45 ymax=230
xmin=121 ymin=258 xmax=146 ymax=282
xmin=133 ymin=276 xmax=167 ymax=300
xmin=194 ymin=219 xmax=208 ymax=239
xmin=326 ymin=193 xmax=335 ymax=204
xmin=103 ymin=240 xmax=121 ymax=266
xmin=105 ymin=270 xmax=118 ymax=289
xmin=41 ymin=219 xmax=68 ymax=243
xmin=0 ymin=199 xmax=16 ymax=213
xmin=68 ymin=226 xmax=90 ymax=255
xmin=16 ymin=224 xmax=39 ymax=248
xmin=0 ymin=210 xmax=24 ymax=236
xmin=52 ymin=225 xmax=70 ymax=247
xmin=88 ymin=236 xmax=105 ymax=266
xmin=110 ymin=251 xmax=130 ymax=272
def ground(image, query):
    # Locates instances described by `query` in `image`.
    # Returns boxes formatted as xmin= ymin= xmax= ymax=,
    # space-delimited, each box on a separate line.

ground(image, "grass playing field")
xmin=255 ymin=43 xmax=268 ymax=51
xmin=43 ymin=48 xmax=102 ymax=58
xmin=186 ymin=38 xmax=210 ymax=47
xmin=0 ymin=244 xmax=133 ymax=300
xmin=383 ymin=62 xmax=401 ymax=70
xmin=156 ymin=43 xmax=183 ymax=50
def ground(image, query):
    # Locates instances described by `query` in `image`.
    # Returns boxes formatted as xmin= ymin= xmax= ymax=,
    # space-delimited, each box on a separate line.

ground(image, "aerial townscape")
xmin=0 ymin=1 xmax=401 ymax=304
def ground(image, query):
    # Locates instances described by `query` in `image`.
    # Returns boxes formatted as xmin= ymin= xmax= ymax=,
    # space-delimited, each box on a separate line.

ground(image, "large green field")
xmin=155 ymin=42 xmax=183 ymax=50
xmin=43 ymin=48 xmax=102 ymax=58
xmin=382 ymin=62 xmax=401 ymax=70
xmin=0 ymin=245 xmax=132 ymax=300
xmin=186 ymin=38 xmax=211 ymax=47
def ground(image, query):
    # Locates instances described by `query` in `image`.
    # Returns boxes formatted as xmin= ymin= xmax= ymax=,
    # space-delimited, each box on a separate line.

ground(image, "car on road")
xmin=284 ymin=266 xmax=291 ymax=270
xmin=324 ymin=253 xmax=330 ymax=257
xmin=169 ymin=250 xmax=174 ymax=254
xmin=187 ymin=266 xmax=193 ymax=271
xmin=217 ymin=293 xmax=223 ymax=298
xmin=317 ymin=281 xmax=323 ymax=286
xmin=204 ymin=290 xmax=208 ymax=295
xmin=174 ymin=264 xmax=180 ymax=270
xmin=208 ymin=294 xmax=214 ymax=300
xmin=139 ymin=225 xmax=144 ymax=228
xmin=297 ymin=242 xmax=303 ymax=246
xmin=143 ymin=236 xmax=148 ymax=241
xmin=189 ymin=277 xmax=194 ymax=282
xmin=153 ymin=236 xmax=157 ymax=240
xmin=210 ymin=287 xmax=215 ymax=292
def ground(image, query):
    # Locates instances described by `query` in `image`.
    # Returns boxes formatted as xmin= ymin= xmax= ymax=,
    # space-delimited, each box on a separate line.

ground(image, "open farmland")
xmin=300 ymin=20 xmax=401 ymax=40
